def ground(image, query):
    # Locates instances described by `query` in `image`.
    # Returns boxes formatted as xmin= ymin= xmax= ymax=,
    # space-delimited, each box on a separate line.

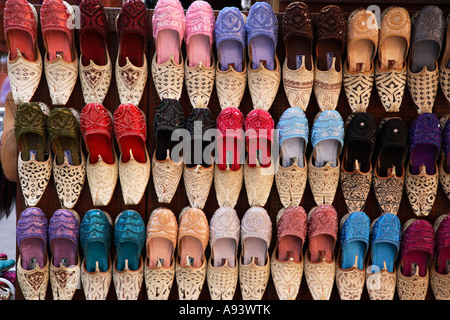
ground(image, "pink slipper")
xmin=152 ymin=0 xmax=185 ymax=65
xmin=307 ymin=204 xmax=338 ymax=263
xmin=185 ymin=1 xmax=215 ymax=68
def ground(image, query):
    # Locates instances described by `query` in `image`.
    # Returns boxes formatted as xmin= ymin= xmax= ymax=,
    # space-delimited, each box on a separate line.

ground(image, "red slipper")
xmin=244 ymin=109 xmax=274 ymax=168
xmin=216 ymin=107 xmax=244 ymax=171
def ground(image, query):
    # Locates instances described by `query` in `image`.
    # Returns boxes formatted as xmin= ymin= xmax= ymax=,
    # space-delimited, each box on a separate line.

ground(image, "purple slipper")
xmin=49 ymin=209 xmax=80 ymax=268
xmin=435 ymin=214 xmax=450 ymax=275
xmin=399 ymin=219 xmax=435 ymax=277
xmin=409 ymin=113 xmax=441 ymax=175
xmin=16 ymin=207 xmax=48 ymax=270
xmin=442 ymin=119 xmax=450 ymax=170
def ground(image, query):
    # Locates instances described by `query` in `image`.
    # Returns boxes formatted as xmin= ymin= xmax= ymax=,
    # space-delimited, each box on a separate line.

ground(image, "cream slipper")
xmin=247 ymin=56 xmax=281 ymax=110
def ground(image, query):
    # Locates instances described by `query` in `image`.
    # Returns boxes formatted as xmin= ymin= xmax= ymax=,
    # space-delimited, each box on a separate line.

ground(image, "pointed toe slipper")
xmin=439 ymin=116 xmax=450 ymax=201
xmin=405 ymin=113 xmax=441 ymax=217
xmin=275 ymin=107 xmax=308 ymax=207
xmin=145 ymin=207 xmax=178 ymax=300
xmin=15 ymin=102 xmax=52 ymax=207
xmin=16 ymin=207 xmax=49 ymax=300
xmin=207 ymin=207 xmax=240 ymax=300
xmin=271 ymin=206 xmax=307 ymax=300
xmin=440 ymin=14 xmax=450 ymax=105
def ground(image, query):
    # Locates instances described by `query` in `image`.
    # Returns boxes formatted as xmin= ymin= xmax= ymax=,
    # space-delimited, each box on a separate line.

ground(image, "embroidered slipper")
xmin=407 ymin=5 xmax=445 ymax=114
xmin=215 ymin=7 xmax=247 ymax=109
xmin=214 ymin=107 xmax=244 ymax=208
xmin=0 ymin=92 xmax=19 ymax=182
xmin=80 ymin=209 xmax=112 ymax=300
xmin=49 ymin=209 xmax=80 ymax=300
xmin=313 ymin=5 xmax=346 ymax=111
xmin=335 ymin=211 xmax=370 ymax=300
xmin=41 ymin=0 xmax=78 ymax=105
xmin=183 ymin=107 xmax=215 ymax=209
xmin=48 ymin=107 xmax=86 ymax=209
xmin=16 ymin=207 xmax=49 ymax=300
xmin=184 ymin=1 xmax=215 ymax=108
xmin=304 ymin=204 xmax=338 ymax=300
xmin=114 ymin=103 xmax=150 ymax=205
xmin=80 ymin=103 xmax=118 ymax=206
xmin=271 ymin=206 xmax=307 ymax=300
xmin=397 ymin=218 xmax=435 ymax=300
xmin=308 ymin=110 xmax=344 ymax=206
xmin=151 ymin=0 xmax=185 ymax=101
xmin=365 ymin=213 xmax=401 ymax=300
xmin=344 ymin=9 xmax=378 ymax=112
xmin=439 ymin=115 xmax=450 ymax=201
xmin=405 ymin=113 xmax=441 ymax=217
xmin=340 ymin=112 xmax=376 ymax=213
xmin=152 ymin=99 xmax=186 ymax=203
xmin=275 ymin=107 xmax=308 ymax=208
xmin=440 ymin=14 xmax=450 ymax=105
xmin=239 ymin=206 xmax=272 ymax=300
xmin=113 ymin=210 xmax=145 ymax=300
xmin=79 ymin=0 xmax=112 ymax=105
xmin=15 ymin=102 xmax=52 ymax=207
xmin=207 ymin=207 xmax=240 ymax=300
xmin=430 ymin=214 xmax=450 ymax=300
xmin=145 ymin=207 xmax=177 ymax=300
xmin=281 ymin=2 xmax=313 ymax=111
xmin=176 ymin=207 xmax=209 ymax=300
xmin=115 ymin=0 xmax=149 ymax=106
xmin=246 ymin=2 xmax=280 ymax=110
xmin=4 ymin=0 xmax=42 ymax=105
xmin=372 ymin=117 xmax=408 ymax=215
xmin=375 ymin=7 xmax=411 ymax=112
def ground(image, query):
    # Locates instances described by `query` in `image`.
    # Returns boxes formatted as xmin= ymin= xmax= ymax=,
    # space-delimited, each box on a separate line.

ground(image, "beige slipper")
xmin=152 ymin=150 xmax=183 ymax=204
xmin=275 ymin=156 xmax=307 ymax=208
xmin=214 ymin=164 xmax=243 ymax=209
xmin=247 ymin=56 xmax=281 ymax=110
xmin=151 ymin=52 xmax=184 ymax=101
xmin=215 ymin=60 xmax=247 ymax=109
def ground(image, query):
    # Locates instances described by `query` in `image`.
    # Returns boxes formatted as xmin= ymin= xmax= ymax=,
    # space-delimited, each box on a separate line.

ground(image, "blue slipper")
xmin=246 ymin=2 xmax=278 ymax=71
xmin=339 ymin=211 xmax=370 ymax=270
xmin=369 ymin=213 xmax=401 ymax=273
xmin=0 ymin=259 xmax=15 ymax=273
xmin=215 ymin=6 xmax=246 ymax=72
xmin=80 ymin=209 xmax=112 ymax=273
xmin=114 ymin=210 xmax=145 ymax=272
xmin=277 ymin=107 xmax=309 ymax=168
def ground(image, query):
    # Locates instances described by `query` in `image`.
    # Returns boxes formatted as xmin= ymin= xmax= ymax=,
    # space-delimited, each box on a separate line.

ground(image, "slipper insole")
xmin=250 ymin=35 xmax=274 ymax=71
xmin=86 ymin=134 xmax=114 ymax=165
xmin=218 ymin=137 xmax=241 ymax=171
xmin=148 ymin=238 xmax=173 ymax=268
xmin=119 ymin=34 xmax=144 ymax=67
xmin=8 ymin=30 xmax=35 ymax=61
xmin=80 ymin=32 xmax=107 ymax=66
xmin=345 ymin=140 xmax=371 ymax=173
xmin=379 ymin=36 xmax=407 ymax=70
xmin=156 ymin=29 xmax=180 ymax=65
xmin=348 ymin=39 xmax=374 ymax=72
xmin=212 ymin=239 xmax=237 ymax=268
xmin=242 ymin=237 xmax=267 ymax=266
xmin=316 ymin=40 xmax=342 ymax=72
xmin=218 ymin=40 xmax=243 ymax=72
xmin=286 ymin=36 xmax=312 ymax=71
xmin=45 ymin=31 xmax=73 ymax=62
xmin=116 ymin=242 xmax=140 ymax=272
xmin=19 ymin=133 xmax=45 ymax=162
xmin=188 ymin=34 xmax=211 ymax=68
xmin=281 ymin=137 xmax=305 ymax=168
xmin=309 ymin=234 xmax=334 ymax=263
xmin=402 ymin=250 xmax=429 ymax=277
xmin=410 ymin=145 xmax=437 ymax=175
xmin=378 ymin=146 xmax=404 ymax=177
xmin=179 ymin=235 xmax=203 ymax=268
xmin=53 ymin=137 xmax=81 ymax=166
xmin=52 ymin=238 xmax=77 ymax=268
xmin=341 ymin=241 xmax=365 ymax=270
xmin=20 ymin=238 xmax=45 ymax=270
xmin=247 ymin=138 xmax=271 ymax=167
xmin=155 ymin=130 xmax=176 ymax=162
xmin=371 ymin=242 xmax=396 ymax=273
xmin=119 ymin=136 xmax=146 ymax=164
xmin=314 ymin=140 xmax=339 ymax=168
xmin=410 ymin=40 xmax=439 ymax=73
xmin=85 ymin=242 xmax=108 ymax=273
xmin=437 ymin=246 xmax=450 ymax=274
xmin=277 ymin=235 xmax=302 ymax=262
